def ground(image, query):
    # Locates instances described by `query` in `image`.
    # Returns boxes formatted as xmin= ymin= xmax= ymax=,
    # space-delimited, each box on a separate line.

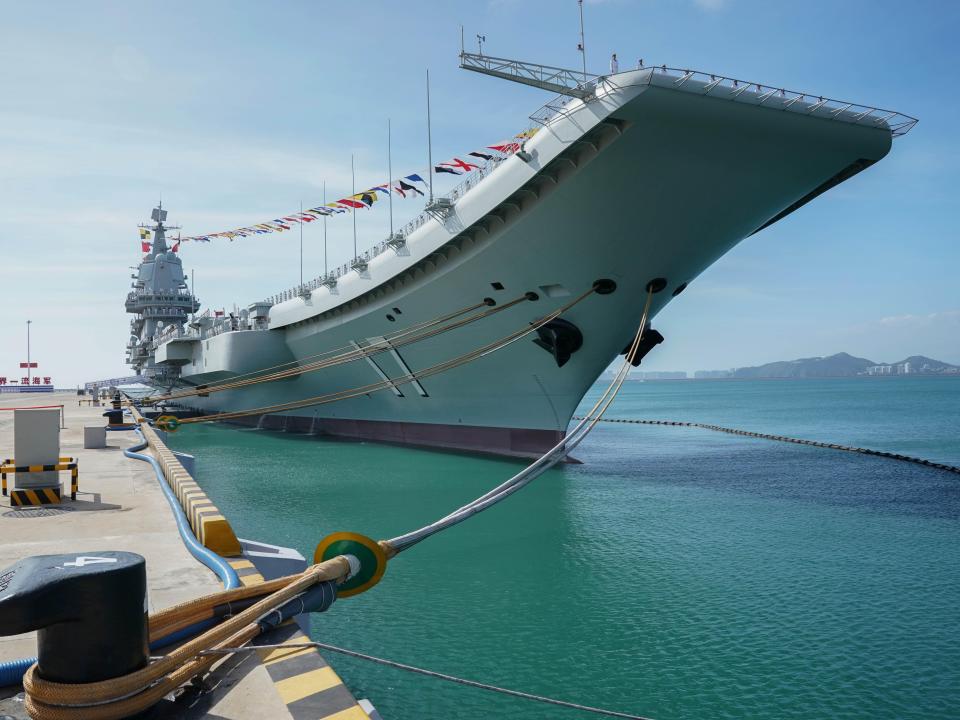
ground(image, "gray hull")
xmin=163 ymin=68 xmax=894 ymax=457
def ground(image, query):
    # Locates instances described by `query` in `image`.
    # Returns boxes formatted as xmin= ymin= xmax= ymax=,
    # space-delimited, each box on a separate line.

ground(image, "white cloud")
xmin=879 ymin=310 xmax=960 ymax=328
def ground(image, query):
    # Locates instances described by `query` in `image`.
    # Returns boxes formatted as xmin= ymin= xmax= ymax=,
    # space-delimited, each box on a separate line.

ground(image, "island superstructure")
xmin=136 ymin=53 xmax=916 ymax=457
xmin=126 ymin=205 xmax=200 ymax=382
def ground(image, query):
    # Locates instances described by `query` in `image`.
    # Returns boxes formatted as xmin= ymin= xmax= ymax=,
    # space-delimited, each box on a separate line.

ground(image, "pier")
xmin=0 ymin=392 xmax=373 ymax=719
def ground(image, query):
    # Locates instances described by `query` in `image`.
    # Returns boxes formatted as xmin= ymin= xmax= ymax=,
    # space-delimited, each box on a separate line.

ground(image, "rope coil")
xmin=23 ymin=559 xmax=352 ymax=720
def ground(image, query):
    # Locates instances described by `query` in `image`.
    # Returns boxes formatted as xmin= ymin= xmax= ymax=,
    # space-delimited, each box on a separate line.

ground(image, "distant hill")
xmin=733 ymin=352 xmax=874 ymax=378
xmin=700 ymin=352 xmax=960 ymax=379
xmin=888 ymin=355 xmax=957 ymax=372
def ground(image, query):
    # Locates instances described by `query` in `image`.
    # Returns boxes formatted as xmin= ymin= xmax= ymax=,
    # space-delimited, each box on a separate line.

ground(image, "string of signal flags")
xmin=141 ymin=129 xmax=537 ymax=247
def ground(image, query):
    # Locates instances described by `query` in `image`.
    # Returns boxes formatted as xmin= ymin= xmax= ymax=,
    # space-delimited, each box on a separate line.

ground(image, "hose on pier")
xmin=577 ymin=417 xmax=960 ymax=475
xmin=0 ymin=430 xmax=244 ymax=689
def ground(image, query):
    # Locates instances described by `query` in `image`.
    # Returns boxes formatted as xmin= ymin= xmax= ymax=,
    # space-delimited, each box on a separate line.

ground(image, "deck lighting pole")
xmin=426 ymin=69 xmax=434 ymax=202
xmin=351 ymin=154 xmax=357 ymax=258
xmin=388 ymin=119 xmax=394 ymax=238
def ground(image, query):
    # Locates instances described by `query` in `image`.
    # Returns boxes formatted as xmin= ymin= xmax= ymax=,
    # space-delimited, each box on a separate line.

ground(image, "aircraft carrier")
xmin=128 ymin=52 xmax=916 ymax=458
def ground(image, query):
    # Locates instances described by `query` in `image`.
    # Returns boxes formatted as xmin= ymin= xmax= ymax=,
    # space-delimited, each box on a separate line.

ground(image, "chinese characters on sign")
xmin=0 ymin=373 xmax=53 ymax=389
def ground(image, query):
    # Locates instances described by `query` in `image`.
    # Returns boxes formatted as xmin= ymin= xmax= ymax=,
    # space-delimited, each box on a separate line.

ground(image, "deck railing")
xmin=530 ymin=63 xmax=918 ymax=137
xmin=262 ymin=62 xmax=916 ymax=307
xmin=261 ymin=155 xmax=507 ymax=306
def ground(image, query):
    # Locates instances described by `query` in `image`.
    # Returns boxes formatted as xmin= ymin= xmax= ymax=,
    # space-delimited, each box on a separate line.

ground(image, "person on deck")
xmin=610 ymin=53 xmax=619 ymax=74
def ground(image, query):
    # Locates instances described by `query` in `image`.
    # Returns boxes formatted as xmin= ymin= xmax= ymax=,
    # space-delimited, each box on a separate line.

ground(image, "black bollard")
xmin=0 ymin=551 xmax=148 ymax=683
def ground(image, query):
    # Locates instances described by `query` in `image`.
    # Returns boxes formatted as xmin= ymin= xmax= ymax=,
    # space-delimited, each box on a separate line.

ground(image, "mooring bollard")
xmin=0 ymin=551 xmax=148 ymax=683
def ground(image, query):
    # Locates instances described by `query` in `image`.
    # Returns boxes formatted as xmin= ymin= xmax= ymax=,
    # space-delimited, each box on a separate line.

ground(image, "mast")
xmin=388 ymin=118 xmax=394 ymax=238
xmin=299 ymin=200 xmax=303 ymax=286
xmin=426 ymin=69 xmax=434 ymax=202
xmin=323 ymin=180 xmax=328 ymax=276
xmin=578 ymin=0 xmax=587 ymax=82
xmin=351 ymin=154 xmax=357 ymax=258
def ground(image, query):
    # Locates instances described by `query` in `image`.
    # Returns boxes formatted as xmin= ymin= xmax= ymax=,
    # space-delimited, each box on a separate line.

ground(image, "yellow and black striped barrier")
xmin=10 ymin=486 xmax=62 ymax=506
xmin=1 ymin=460 xmax=78 ymax=504
xmin=132 ymin=408 xmax=242 ymax=556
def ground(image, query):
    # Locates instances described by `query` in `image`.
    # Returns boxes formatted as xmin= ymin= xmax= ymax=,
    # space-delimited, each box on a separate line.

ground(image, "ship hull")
xmin=163 ymin=69 xmax=893 ymax=457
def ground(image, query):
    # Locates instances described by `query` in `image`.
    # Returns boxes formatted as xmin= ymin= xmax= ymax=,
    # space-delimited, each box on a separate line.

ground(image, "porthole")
xmin=491 ymin=282 xmax=504 ymax=290
xmin=386 ymin=314 xmax=396 ymax=322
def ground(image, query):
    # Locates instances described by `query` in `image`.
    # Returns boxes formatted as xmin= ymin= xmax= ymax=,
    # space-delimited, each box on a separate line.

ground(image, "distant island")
xmin=627 ymin=353 xmax=959 ymax=380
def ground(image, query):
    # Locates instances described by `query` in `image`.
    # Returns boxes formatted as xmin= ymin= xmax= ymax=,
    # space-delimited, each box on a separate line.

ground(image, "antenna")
xmin=299 ymin=200 xmax=303 ymax=286
xmin=388 ymin=118 xmax=394 ymax=238
xmin=323 ymin=180 xmax=328 ymax=276
xmin=351 ymin=154 xmax=357 ymax=258
xmin=426 ymin=69 xmax=434 ymax=202
xmin=476 ymin=33 xmax=486 ymax=55
xmin=578 ymin=0 xmax=587 ymax=81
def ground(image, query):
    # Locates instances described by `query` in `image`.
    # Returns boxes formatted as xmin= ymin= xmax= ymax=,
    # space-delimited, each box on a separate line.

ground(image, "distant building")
xmin=866 ymin=363 xmax=913 ymax=375
xmin=694 ymin=369 xmax=734 ymax=379
xmin=633 ymin=371 xmax=688 ymax=380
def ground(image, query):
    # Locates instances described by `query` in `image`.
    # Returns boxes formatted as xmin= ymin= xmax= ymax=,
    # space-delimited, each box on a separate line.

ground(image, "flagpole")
xmin=26 ymin=320 xmax=31 ymax=385
xmin=388 ymin=118 xmax=394 ymax=238
xmin=426 ymin=68 xmax=434 ymax=202
xmin=323 ymin=180 xmax=328 ymax=276
xmin=578 ymin=0 xmax=587 ymax=82
xmin=299 ymin=200 xmax=303 ymax=286
xmin=351 ymin=154 xmax=357 ymax=259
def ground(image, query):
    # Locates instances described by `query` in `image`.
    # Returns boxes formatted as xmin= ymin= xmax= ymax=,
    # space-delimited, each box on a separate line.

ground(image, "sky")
xmin=0 ymin=0 xmax=957 ymax=386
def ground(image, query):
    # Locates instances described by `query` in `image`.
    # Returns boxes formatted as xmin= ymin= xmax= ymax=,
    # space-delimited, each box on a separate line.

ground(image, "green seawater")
xmin=169 ymin=377 xmax=960 ymax=719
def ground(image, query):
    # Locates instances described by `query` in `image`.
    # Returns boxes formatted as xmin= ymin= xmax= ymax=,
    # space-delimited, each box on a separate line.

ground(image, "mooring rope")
xmin=141 ymin=296 xmax=516 ymax=405
xmin=203 ymin=641 xmax=656 ymax=720
xmin=23 ymin=283 xmax=664 ymax=719
xmin=385 ymin=286 xmax=656 ymax=554
xmin=576 ymin=417 xmax=960 ymax=475
xmin=175 ymin=285 xmax=600 ymax=426
xmin=22 ymin=559 xmax=354 ymax=720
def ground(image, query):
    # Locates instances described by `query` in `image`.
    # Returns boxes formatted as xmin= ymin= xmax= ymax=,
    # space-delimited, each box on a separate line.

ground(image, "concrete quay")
xmin=0 ymin=392 xmax=372 ymax=720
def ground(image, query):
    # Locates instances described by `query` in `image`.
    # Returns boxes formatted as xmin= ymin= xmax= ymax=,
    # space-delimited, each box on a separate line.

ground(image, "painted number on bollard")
xmin=61 ymin=556 xmax=119 ymax=568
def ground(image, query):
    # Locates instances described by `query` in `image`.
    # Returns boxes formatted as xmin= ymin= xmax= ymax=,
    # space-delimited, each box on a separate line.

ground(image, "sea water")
xmin=168 ymin=377 xmax=960 ymax=719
